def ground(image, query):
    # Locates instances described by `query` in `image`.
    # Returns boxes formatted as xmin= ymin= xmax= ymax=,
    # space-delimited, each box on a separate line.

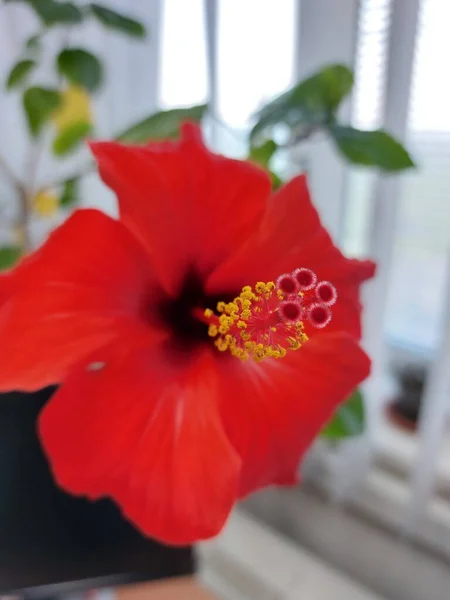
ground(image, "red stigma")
xmin=279 ymin=301 xmax=302 ymax=322
xmin=276 ymin=274 xmax=298 ymax=295
xmin=315 ymin=281 xmax=337 ymax=306
xmin=308 ymin=303 xmax=332 ymax=328
xmin=293 ymin=267 xmax=317 ymax=291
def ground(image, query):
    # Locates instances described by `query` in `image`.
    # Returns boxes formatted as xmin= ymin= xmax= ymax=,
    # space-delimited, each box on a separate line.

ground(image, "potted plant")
xmin=0 ymin=6 xmax=414 ymax=589
xmin=386 ymin=363 xmax=428 ymax=432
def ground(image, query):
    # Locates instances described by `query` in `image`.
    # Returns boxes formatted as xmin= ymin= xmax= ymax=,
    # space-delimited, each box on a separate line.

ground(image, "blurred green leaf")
xmin=0 ymin=246 xmax=21 ymax=271
xmin=248 ymin=140 xmax=283 ymax=189
xmin=251 ymin=64 xmax=354 ymax=142
xmin=89 ymin=3 xmax=146 ymax=38
xmin=249 ymin=139 xmax=278 ymax=168
xmin=117 ymin=104 xmax=208 ymax=144
xmin=29 ymin=1 xmax=83 ymax=25
xmin=270 ymin=171 xmax=283 ymax=190
xmin=321 ymin=389 xmax=365 ymax=439
xmin=329 ymin=125 xmax=415 ymax=171
xmin=57 ymin=48 xmax=102 ymax=92
xmin=60 ymin=177 xmax=79 ymax=207
xmin=25 ymin=33 xmax=42 ymax=53
xmin=52 ymin=120 xmax=92 ymax=156
xmin=23 ymin=86 xmax=61 ymax=136
xmin=6 ymin=59 xmax=36 ymax=89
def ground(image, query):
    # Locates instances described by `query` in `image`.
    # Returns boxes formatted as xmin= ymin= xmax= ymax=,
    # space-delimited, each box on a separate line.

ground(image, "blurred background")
xmin=1 ymin=1 xmax=450 ymax=599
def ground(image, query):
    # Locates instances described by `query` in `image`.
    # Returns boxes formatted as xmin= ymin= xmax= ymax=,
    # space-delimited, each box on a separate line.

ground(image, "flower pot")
xmin=0 ymin=387 xmax=195 ymax=596
xmin=386 ymin=364 xmax=427 ymax=433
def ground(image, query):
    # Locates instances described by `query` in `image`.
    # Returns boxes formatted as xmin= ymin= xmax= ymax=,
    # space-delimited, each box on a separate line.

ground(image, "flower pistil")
xmin=205 ymin=268 xmax=337 ymax=362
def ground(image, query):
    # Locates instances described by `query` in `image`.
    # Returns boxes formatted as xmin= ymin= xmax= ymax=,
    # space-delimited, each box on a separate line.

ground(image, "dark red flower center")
xmin=156 ymin=271 xmax=235 ymax=351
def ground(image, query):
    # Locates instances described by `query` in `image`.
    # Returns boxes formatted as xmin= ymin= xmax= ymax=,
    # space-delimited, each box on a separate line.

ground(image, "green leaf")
xmin=30 ymin=1 xmax=83 ymax=25
xmin=117 ymin=104 xmax=208 ymax=144
xmin=248 ymin=140 xmax=283 ymax=189
xmin=329 ymin=125 xmax=415 ymax=171
xmin=0 ymin=246 xmax=21 ymax=271
xmin=23 ymin=86 xmax=62 ymax=137
xmin=52 ymin=120 xmax=92 ymax=156
xmin=6 ymin=59 xmax=36 ymax=89
xmin=270 ymin=171 xmax=283 ymax=190
xmin=249 ymin=139 xmax=278 ymax=168
xmin=60 ymin=177 xmax=79 ymax=207
xmin=251 ymin=64 xmax=354 ymax=142
xmin=25 ymin=33 xmax=42 ymax=53
xmin=321 ymin=389 xmax=366 ymax=439
xmin=89 ymin=3 xmax=146 ymax=38
xmin=57 ymin=48 xmax=102 ymax=92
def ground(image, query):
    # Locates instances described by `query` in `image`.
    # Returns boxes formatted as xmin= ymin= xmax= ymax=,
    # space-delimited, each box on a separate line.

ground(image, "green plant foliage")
xmin=329 ymin=125 xmax=415 ymax=171
xmin=29 ymin=1 xmax=83 ymax=25
xmin=321 ymin=389 xmax=366 ymax=439
xmin=248 ymin=139 xmax=283 ymax=189
xmin=6 ymin=59 xmax=36 ymax=89
xmin=89 ymin=3 xmax=146 ymax=38
xmin=251 ymin=64 xmax=354 ymax=142
xmin=57 ymin=48 xmax=102 ymax=92
xmin=25 ymin=33 xmax=42 ymax=53
xmin=117 ymin=104 xmax=208 ymax=144
xmin=23 ymin=86 xmax=62 ymax=136
xmin=52 ymin=120 xmax=93 ymax=156
xmin=249 ymin=139 xmax=278 ymax=168
xmin=0 ymin=246 xmax=21 ymax=271
xmin=59 ymin=177 xmax=79 ymax=207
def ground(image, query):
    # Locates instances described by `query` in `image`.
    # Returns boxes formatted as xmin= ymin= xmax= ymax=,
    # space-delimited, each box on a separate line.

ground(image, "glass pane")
xmin=159 ymin=0 xmax=208 ymax=108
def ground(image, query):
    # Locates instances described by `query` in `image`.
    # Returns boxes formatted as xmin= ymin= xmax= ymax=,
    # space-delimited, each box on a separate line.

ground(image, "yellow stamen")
xmin=204 ymin=272 xmax=332 ymax=362
xmin=208 ymin=324 xmax=218 ymax=337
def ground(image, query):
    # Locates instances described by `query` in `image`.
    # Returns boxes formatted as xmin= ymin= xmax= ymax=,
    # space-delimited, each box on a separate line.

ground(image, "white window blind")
xmin=337 ymin=0 xmax=450 ymax=557
xmin=342 ymin=0 xmax=391 ymax=257
xmin=386 ymin=0 xmax=450 ymax=355
xmin=352 ymin=0 xmax=391 ymax=132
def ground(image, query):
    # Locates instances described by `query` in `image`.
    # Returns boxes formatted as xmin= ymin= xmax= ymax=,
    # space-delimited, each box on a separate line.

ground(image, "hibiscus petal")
xmin=217 ymin=332 xmax=370 ymax=497
xmin=208 ymin=175 xmax=375 ymax=338
xmin=0 ymin=274 xmax=11 ymax=307
xmin=90 ymin=124 xmax=271 ymax=295
xmin=39 ymin=345 xmax=240 ymax=545
xmin=0 ymin=209 xmax=157 ymax=391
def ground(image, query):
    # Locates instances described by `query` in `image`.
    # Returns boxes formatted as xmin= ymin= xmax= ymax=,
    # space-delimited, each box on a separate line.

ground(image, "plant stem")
xmin=0 ymin=153 xmax=21 ymax=190
xmin=17 ymin=187 xmax=31 ymax=252
xmin=0 ymin=153 xmax=31 ymax=251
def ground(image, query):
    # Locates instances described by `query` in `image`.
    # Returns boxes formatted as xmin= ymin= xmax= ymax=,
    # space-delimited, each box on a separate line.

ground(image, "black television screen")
xmin=0 ymin=387 xmax=194 ymax=597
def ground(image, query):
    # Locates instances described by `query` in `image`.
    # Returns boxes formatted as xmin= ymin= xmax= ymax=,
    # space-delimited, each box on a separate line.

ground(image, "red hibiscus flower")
xmin=0 ymin=124 xmax=374 ymax=545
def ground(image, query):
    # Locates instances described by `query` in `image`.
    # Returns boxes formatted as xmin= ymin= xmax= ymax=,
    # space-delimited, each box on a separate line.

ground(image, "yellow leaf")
xmin=33 ymin=190 xmax=59 ymax=217
xmin=53 ymin=85 xmax=92 ymax=132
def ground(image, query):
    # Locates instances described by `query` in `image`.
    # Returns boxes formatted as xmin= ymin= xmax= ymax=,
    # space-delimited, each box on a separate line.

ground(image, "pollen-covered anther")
xmin=216 ymin=301 xmax=226 ymax=313
xmin=205 ymin=268 xmax=336 ymax=361
xmin=208 ymin=324 xmax=218 ymax=337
